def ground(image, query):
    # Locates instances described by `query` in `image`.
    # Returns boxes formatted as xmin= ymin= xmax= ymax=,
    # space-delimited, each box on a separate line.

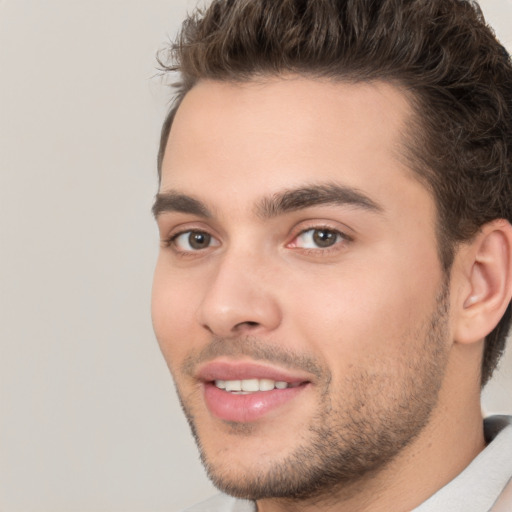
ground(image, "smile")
xmin=214 ymin=378 xmax=301 ymax=393
xmin=196 ymin=360 xmax=313 ymax=422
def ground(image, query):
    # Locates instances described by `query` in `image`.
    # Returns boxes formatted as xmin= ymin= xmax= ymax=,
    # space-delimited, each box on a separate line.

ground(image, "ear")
xmin=453 ymin=219 xmax=512 ymax=345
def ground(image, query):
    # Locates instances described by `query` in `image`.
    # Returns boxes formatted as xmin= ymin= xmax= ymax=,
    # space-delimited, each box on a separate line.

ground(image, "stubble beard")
xmin=175 ymin=282 xmax=451 ymax=504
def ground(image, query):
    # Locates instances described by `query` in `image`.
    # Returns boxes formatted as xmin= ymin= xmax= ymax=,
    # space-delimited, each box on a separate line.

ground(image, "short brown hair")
xmin=157 ymin=0 xmax=512 ymax=385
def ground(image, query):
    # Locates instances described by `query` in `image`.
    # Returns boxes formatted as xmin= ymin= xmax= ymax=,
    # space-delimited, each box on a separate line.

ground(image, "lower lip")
xmin=203 ymin=382 xmax=307 ymax=423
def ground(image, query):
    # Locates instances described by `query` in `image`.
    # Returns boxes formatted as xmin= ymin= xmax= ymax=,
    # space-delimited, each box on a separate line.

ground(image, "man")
xmin=151 ymin=0 xmax=512 ymax=510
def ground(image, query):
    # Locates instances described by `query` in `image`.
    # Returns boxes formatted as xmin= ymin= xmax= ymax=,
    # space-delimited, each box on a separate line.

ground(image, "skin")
xmin=152 ymin=78 xmax=487 ymax=511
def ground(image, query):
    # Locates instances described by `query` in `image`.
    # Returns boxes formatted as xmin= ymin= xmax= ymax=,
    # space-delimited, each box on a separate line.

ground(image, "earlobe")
xmin=454 ymin=220 xmax=512 ymax=345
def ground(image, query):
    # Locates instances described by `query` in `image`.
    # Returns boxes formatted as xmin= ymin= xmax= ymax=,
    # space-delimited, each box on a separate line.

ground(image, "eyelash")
xmin=162 ymin=225 xmax=353 ymax=256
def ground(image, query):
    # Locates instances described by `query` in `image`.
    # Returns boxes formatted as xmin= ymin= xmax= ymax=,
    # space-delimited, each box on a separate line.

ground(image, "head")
xmin=152 ymin=0 xmax=512 ymax=505
xmin=157 ymin=0 xmax=512 ymax=385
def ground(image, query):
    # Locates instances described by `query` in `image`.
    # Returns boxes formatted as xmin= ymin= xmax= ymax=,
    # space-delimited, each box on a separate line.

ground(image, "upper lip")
xmin=196 ymin=359 xmax=313 ymax=384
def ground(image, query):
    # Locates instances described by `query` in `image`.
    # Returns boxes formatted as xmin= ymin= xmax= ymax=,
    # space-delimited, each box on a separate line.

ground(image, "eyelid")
xmin=160 ymin=219 xmax=215 ymax=240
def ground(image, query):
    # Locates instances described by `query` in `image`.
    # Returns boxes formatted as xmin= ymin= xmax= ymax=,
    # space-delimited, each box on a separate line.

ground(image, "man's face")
xmin=152 ymin=78 xmax=452 ymax=500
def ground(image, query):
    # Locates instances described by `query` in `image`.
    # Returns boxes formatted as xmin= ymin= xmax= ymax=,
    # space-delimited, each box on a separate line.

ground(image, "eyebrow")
xmin=255 ymin=183 xmax=383 ymax=218
xmin=152 ymin=191 xmax=211 ymax=218
xmin=152 ymin=183 xmax=382 ymax=220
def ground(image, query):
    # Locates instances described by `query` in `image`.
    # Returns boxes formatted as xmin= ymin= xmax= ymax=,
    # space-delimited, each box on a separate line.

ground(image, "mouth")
xmin=197 ymin=360 xmax=312 ymax=423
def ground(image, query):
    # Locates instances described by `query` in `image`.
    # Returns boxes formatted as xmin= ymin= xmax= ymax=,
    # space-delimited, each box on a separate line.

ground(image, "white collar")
xmin=413 ymin=415 xmax=512 ymax=512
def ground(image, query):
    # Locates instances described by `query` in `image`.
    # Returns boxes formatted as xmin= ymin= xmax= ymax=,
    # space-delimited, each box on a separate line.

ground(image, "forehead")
xmin=159 ymin=77 xmax=428 ymax=219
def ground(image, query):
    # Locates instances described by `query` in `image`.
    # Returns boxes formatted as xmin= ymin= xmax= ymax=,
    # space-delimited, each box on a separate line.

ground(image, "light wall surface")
xmin=0 ymin=1 xmax=511 ymax=511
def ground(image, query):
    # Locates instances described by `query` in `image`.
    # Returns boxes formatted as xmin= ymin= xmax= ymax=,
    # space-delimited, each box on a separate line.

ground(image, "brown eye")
xmin=188 ymin=232 xmax=211 ymax=249
xmin=312 ymin=229 xmax=338 ymax=247
xmin=171 ymin=230 xmax=219 ymax=252
xmin=292 ymin=227 xmax=347 ymax=250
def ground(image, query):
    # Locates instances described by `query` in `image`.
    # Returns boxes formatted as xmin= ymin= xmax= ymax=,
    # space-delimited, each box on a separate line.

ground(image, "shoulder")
xmin=180 ymin=493 xmax=256 ymax=512
xmin=489 ymin=416 xmax=512 ymax=512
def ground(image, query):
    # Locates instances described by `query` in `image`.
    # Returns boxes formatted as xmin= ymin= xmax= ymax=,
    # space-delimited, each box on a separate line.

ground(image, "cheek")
xmin=283 ymin=246 xmax=443 ymax=368
xmin=151 ymin=258 xmax=203 ymax=366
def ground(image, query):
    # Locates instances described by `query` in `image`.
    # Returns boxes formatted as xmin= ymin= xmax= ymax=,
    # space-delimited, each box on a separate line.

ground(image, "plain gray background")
xmin=0 ymin=1 xmax=511 ymax=510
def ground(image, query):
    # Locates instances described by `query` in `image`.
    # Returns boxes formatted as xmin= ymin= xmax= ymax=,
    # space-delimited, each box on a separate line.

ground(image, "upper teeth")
xmin=215 ymin=379 xmax=290 ymax=392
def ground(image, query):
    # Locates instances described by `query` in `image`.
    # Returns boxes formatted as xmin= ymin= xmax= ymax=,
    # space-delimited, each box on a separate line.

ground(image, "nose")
xmin=197 ymin=249 xmax=282 ymax=338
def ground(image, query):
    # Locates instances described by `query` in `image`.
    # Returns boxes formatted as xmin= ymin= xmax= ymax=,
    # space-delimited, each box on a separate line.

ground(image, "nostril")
xmin=202 ymin=324 xmax=215 ymax=334
xmin=236 ymin=321 xmax=260 ymax=329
